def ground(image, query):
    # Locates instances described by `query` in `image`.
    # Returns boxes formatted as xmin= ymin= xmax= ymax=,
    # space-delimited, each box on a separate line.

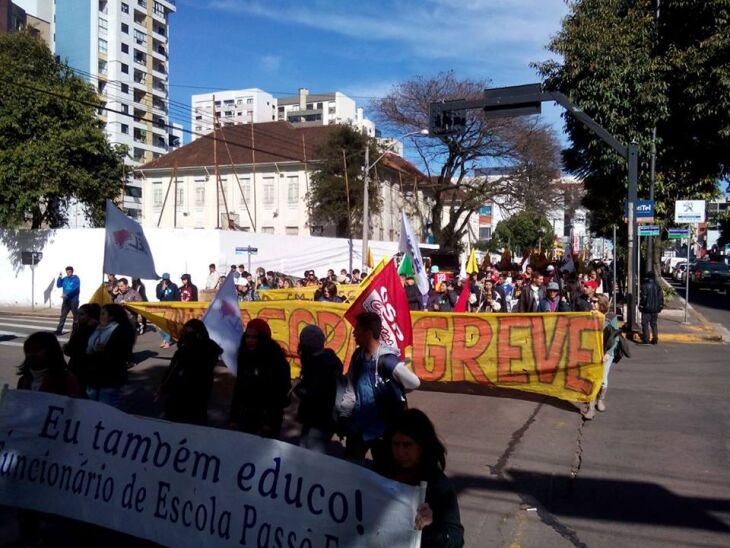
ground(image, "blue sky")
xmin=169 ymin=0 xmax=570 ymax=144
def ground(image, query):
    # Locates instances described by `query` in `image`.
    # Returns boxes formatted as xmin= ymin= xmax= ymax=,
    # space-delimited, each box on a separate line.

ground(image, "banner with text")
xmin=127 ymin=302 xmax=605 ymax=402
xmin=258 ymin=285 xmax=362 ymax=302
xmin=0 ymin=390 xmax=421 ymax=548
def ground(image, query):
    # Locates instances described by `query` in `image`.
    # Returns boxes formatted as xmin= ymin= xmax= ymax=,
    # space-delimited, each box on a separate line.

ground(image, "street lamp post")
xmin=362 ymin=129 xmax=429 ymax=270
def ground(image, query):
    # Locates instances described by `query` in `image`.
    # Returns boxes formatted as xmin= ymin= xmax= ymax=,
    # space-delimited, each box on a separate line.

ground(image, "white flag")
xmin=399 ymin=212 xmax=429 ymax=295
xmin=202 ymin=272 xmax=243 ymax=373
xmin=103 ymin=199 xmax=159 ymax=279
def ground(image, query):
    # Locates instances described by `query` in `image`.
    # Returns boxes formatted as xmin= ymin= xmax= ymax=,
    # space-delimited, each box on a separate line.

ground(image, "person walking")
xmin=113 ymin=277 xmax=143 ymax=333
xmin=595 ymin=294 xmax=618 ymax=413
xmin=179 ymin=274 xmax=198 ymax=302
xmin=345 ymin=312 xmax=420 ymax=469
xmin=518 ymin=272 xmax=545 ymax=312
xmin=156 ymin=273 xmax=179 ymax=349
xmin=539 ymin=282 xmax=570 ymax=312
xmin=295 ymin=325 xmax=343 ymax=453
xmin=229 ymin=318 xmax=291 ymax=439
xmin=383 ymin=409 xmax=464 ymax=547
xmin=131 ymin=278 xmax=148 ymax=335
xmin=55 ymin=266 xmax=80 ymax=335
xmin=639 ymin=271 xmax=664 ymax=344
xmin=158 ymin=319 xmax=222 ymax=426
xmin=63 ymin=303 xmax=100 ymax=394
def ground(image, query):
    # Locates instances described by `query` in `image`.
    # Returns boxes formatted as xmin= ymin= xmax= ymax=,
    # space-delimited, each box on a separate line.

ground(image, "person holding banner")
xmin=384 ymin=409 xmax=464 ymax=548
xmin=159 ymin=319 xmax=222 ymax=426
xmin=230 ymin=318 xmax=292 ymax=439
xmin=345 ymin=312 xmax=420 ymax=468
xmin=18 ymin=331 xmax=82 ymax=397
xmin=63 ymin=303 xmax=100 ymax=393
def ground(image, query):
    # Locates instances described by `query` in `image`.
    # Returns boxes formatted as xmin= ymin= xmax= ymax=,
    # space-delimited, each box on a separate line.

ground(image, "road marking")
xmin=0 ymin=316 xmax=59 ymax=325
xmin=0 ymin=327 xmax=68 ymax=343
xmin=0 ymin=341 xmax=23 ymax=347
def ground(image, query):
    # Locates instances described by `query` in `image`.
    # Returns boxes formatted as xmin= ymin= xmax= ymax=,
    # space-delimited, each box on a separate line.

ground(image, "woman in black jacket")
xmin=63 ymin=303 xmax=100 ymax=393
xmin=229 ymin=318 xmax=291 ymax=439
xmin=84 ymin=303 xmax=135 ymax=408
xmin=295 ymin=325 xmax=343 ymax=453
xmin=384 ymin=409 xmax=464 ymax=548
xmin=159 ymin=319 xmax=222 ymax=426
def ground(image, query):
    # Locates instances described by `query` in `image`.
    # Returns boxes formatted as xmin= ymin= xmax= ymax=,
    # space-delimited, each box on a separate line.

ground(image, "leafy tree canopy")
xmin=371 ymin=71 xmax=562 ymax=252
xmin=535 ymin=0 xmax=729 ymax=235
xmin=490 ymin=211 xmax=554 ymax=255
xmin=0 ymin=30 xmax=126 ymax=228
xmin=306 ymin=124 xmax=382 ymax=238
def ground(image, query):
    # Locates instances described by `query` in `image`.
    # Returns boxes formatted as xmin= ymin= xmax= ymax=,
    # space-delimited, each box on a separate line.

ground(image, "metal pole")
xmin=684 ymin=229 xmax=690 ymax=323
xmin=647 ymin=126 xmax=657 ymax=272
xmin=627 ymin=142 xmax=639 ymax=332
xmin=31 ymin=265 xmax=35 ymax=311
xmin=362 ymin=145 xmax=369 ymax=271
xmin=613 ymin=224 xmax=617 ymax=315
xmin=248 ymin=248 xmax=252 ymax=275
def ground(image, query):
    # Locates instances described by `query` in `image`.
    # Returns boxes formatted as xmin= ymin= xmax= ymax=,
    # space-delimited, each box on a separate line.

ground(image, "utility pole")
xmin=213 ymin=94 xmax=219 ymax=229
xmin=362 ymin=145 xmax=369 ymax=271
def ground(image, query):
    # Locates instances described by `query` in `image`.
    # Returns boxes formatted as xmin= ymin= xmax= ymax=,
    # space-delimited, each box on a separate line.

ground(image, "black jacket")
xmin=640 ymin=278 xmax=664 ymax=313
xmin=161 ymin=339 xmax=222 ymax=425
xmin=296 ymin=348 xmax=343 ymax=430
xmin=405 ymin=284 xmax=422 ymax=311
xmin=86 ymin=323 xmax=135 ymax=388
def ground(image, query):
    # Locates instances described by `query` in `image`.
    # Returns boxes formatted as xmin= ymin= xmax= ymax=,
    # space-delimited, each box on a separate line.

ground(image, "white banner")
xmin=103 ymin=199 xmax=160 ymax=280
xmin=0 ymin=390 xmax=421 ymax=548
xmin=399 ymin=212 xmax=429 ymax=296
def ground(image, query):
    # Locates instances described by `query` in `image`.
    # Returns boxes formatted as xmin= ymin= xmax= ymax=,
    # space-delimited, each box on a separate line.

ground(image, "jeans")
xmin=86 ymin=387 xmax=122 ymax=408
xmin=56 ymin=297 xmax=79 ymax=333
xmin=641 ymin=312 xmax=658 ymax=343
xmin=160 ymin=330 xmax=171 ymax=343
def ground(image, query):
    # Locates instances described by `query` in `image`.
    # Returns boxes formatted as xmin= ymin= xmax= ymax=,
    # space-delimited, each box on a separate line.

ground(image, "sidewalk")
xmin=656 ymin=280 xmax=729 ymax=344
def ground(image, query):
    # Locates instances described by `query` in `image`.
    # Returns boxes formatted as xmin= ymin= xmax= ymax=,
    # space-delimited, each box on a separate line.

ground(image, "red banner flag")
xmin=453 ymin=277 xmax=471 ymax=312
xmin=344 ymin=258 xmax=413 ymax=356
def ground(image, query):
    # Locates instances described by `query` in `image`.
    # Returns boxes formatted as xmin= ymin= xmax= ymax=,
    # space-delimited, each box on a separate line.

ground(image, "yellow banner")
xmin=126 ymin=302 xmax=604 ymax=403
xmin=257 ymin=284 xmax=362 ymax=302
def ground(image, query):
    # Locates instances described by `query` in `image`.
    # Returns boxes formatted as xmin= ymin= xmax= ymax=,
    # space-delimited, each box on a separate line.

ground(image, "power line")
xmin=0 ymin=76 xmax=310 ymax=163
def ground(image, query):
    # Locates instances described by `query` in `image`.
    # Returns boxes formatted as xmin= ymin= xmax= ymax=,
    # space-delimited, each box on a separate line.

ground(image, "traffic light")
xmin=429 ymin=104 xmax=467 ymax=136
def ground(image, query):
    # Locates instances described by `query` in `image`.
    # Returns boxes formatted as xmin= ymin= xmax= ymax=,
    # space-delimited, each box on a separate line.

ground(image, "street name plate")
xmin=667 ymin=228 xmax=689 ymax=240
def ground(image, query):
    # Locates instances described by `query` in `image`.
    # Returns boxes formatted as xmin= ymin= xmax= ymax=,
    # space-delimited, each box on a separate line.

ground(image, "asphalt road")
xmin=0 ymin=312 xmax=729 ymax=547
xmin=663 ymin=274 xmax=730 ymax=327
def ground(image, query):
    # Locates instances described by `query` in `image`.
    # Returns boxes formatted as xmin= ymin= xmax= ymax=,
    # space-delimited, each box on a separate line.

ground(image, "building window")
xmin=175 ymin=184 xmax=184 ymax=208
xmin=121 ymin=103 xmax=129 ymax=114
xmin=121 ymin=63 xmax=129 ymax=73
xmin=287 ymin=176 xmax=299 ymax=207
xmin=98 ymin=17 xmax=108 ymax=34
xmin=479 ymin=205 xmax=492 ymax=216
xmin=121 ymin=83 xmax=129 ymax=93
xmin=263 ymin=177 xmax=275 ymax=209
xmin=121 ymin=43 xmax=129 ymax=54
xmin=152 ymin=183 xmax=162 ymax=206
xmin=121 ymin=2 xmax=129 ymax=14
xmin=121 ymin=22 xmax=129 ymax=34
xmin=479 ymin=227 xmax=492 ymax=240
xmin=285 ymin=227 xmax=299 ymax=236
xmin=153 ymin=1 xmax=164 ymax=17
xmin=98 ymin=38 xmax=108 ymax=53
xmin=246 ymin=97 xmax=253 ymax=104
xmin=240 ymin=177 xmax=251 ymax=206
xmin=121 ymin=124 xmax=129 ymax=134
xmin=262 ymin=227 xmax=275 ymax=234
xmin=195 ymin=186 xmax=205 ymax=207
xmin=134 ymin=29 xmax=146 ymax=45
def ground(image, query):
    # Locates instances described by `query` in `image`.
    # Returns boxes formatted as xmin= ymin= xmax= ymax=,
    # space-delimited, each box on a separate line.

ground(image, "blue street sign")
xmin=638 ymin=225 xmax=660 ymax=236
xmin=667 ymin=228 xmax=689 ymax=240
xmin=624 ymin=200 xmax=655 ymax=218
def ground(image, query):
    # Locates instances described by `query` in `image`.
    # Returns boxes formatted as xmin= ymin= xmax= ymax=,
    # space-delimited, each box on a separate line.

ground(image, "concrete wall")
xmin=0 ymin=228 xmax=420 ymax=306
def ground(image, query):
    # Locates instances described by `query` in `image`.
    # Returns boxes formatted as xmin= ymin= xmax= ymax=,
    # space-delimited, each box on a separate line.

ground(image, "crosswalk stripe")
xmin=0 ymin=341 xmax=23 ymax=347
xmin=0 ymin=327 xmax=69 ymax=343
xmin=0 ymin=316 xmax=59 ymax=325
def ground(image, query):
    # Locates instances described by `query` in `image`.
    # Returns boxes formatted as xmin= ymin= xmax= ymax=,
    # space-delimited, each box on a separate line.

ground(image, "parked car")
xmin=688 ymin=261 xmax=730 ymax=288
xmin=662 ymin=256 xmax=686 ymax=276
xmin=672 ymin=262 xmax=687 ymax=281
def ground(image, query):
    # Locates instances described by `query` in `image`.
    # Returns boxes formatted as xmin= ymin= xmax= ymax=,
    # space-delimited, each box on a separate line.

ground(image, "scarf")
xmin=86 ymin=322 xmax=119 ymax=354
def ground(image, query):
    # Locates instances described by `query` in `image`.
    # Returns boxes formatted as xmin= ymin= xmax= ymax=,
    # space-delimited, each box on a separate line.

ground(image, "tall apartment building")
xmin=2 ymin=0 xmax=54 ymax=47
xmin=278 ymin=88 xmax=375 ymax=136
xmin=55 ymin=0 xmax=176 ymax=219
xmin=190 ymin=88 xmax=277 ymax=139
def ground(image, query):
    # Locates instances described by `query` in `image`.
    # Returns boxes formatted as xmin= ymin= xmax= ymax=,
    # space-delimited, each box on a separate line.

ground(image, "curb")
xmin=657 ymin=277 xmax=729 ymax=344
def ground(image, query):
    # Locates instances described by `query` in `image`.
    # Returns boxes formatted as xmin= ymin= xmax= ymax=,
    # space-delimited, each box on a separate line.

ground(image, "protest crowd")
xmin=15 ymin=229 xmax=640 ymax=547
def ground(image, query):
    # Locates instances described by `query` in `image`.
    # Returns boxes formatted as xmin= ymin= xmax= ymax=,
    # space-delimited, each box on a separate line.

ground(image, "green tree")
xmin=0 ymin=31 xmax=126 ymax=228
xmin=372 ymin=71 xmax=562 ymax=252
xmin=490 ymin=211 xmax=553 ymax=255
xmin=306 ymin=124 xmax=381 ymax=238
xmin=535 ymin=0 xmax=729 ymax=235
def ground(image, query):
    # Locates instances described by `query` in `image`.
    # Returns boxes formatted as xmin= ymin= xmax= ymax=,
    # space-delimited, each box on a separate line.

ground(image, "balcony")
xmin=133 ymin=129 xmax=148 ymax=144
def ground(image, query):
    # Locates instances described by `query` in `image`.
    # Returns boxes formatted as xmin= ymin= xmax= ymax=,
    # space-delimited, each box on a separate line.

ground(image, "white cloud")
xmin=259 ymin=54 xmax=282 ymax=73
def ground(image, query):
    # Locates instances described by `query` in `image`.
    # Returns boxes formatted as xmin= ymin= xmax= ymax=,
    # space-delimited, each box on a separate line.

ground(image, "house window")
xmin=121 ymin=2 xmax=129 ymax=14
xmin=121 ymin=63 xmax=129 ymax=73
xmin=285 ymin=227 xmax=299 ymax=236
xmin=246 ymin=97 xmax=253 ymax=104
xmin=175 ymin=183 xmax=184 ymax=207
xmin=262 ymin=227 xmax=275 ymax=234
xmin=195 ymin=186 xmax=205 ymax=207
xmin=121 ymin=124 xmax=129 ymax=134
xmin=479 ymin=227 xmax=492 ymax=240
xmin=121 ymin=22 xmax=129 ymax=34
xmin=287 ymin=176 xmax=299 ymax=206
xmin=121 ymin=43 xmax=129 ymax=53
xmin=98 ymin=38 xmax=108 ymax=53
xmin=152 ymin=183 xmax=162 ymax=206
xmin=263 ymin=177 xmax=275 ymax=209
xmin=240 ymin=177 xmax=251 ymax=206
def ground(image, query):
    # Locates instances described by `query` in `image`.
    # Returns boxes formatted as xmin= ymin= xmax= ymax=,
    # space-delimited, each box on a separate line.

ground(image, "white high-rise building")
xmin=55 ymin=0 xmax=176 ymax=219
xmin=277 ymin=88 xmax=376 ymax=136
xmin=190 ymin=88 xmax=277 ymax=139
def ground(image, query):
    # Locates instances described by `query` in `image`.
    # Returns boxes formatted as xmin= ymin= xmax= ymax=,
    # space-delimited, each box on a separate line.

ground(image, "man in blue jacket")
xmin=55 ymin=266 xmax=80 ymax=335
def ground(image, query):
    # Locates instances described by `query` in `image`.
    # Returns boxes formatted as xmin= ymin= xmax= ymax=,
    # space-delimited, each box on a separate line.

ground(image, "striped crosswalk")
xmin=0 ymin=315 xmax=69 ymax=347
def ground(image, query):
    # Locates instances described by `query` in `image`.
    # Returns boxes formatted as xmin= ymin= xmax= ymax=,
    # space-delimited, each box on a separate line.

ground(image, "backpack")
xmin=603 ymin=321 xmax=631 ymax=364
xmin=372 ymin=353 xmax=407 ymax=422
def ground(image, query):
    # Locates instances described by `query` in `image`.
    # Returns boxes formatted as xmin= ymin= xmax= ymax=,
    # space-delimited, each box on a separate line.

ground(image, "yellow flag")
xmin=466 ymin=249 xmax=479 ymax=274
xmin=367 ymin=246 xmax=375 ymax=269
xmin=88 ymin=283 xmax=113 ymax=306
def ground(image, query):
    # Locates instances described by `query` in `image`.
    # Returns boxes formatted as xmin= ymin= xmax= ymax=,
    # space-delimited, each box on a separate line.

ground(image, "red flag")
xmin=344 ymin=258 xmax=413 ymax=357
xmin=454 ymin=277 xmax=471 ymax=312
